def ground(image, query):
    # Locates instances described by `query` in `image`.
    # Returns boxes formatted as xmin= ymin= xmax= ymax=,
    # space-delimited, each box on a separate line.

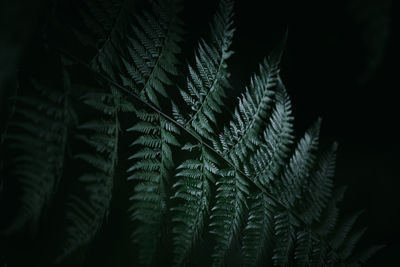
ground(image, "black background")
xmin=0 ymin=0 xmax=398 ymax=266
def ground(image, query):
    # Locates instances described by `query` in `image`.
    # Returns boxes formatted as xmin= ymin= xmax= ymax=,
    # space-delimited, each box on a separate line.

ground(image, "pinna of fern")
xmin=119 ymin=0 xmax=184 ymax=107
xmin=174 ymin=0 xmax=234 ymax=141
xmin=55 ymin=86 xmax=120 ymax=262
xmin=72 ymin=0 xmax=128 ymax=79
xmin=1 ymin=71 xmax=72 ymax=237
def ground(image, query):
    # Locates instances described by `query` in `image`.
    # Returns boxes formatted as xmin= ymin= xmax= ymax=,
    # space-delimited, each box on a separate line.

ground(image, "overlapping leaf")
xmin=119 ymin=1 xmax=184 ymax=265
xmin=57 ymin=89 xmax=119 ymax=262
xmin=3 ymin=76 xmax=71 ymax=235
xmin=175 ymin=0 xmax=235 ymax=140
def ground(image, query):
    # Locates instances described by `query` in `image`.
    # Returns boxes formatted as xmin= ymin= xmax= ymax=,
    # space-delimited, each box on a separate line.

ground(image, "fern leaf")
xmin=338 ymin=227 xmax=367 ymax=260
xmin=210 ymin=168 xmax=249 ymax=267
xmin=56 ymin=89 xmax=119 ymax=262
xmin=245 ymin=82 xmax=294 ymax=187
xmin=120 ymin=0 xmax=184 ymax=107
xmin=294 ymin=229 xmax=313 ymax=267
xmin=272 ymin=209 xmax=297 ymax=266
xmin=298 ymin=143 xmax=337 ymax=224
xmin=314 ymin=186 xmax=346 ymax=237
xmin=304 ymin=186 xmax=357 ymax=266
xmin=3 ymin=77 xmax=71 ymax=235
xmin=241 ymin=192 xmax=275 ymax=267
xmin=275 ymin=119 xmax=321 ymax=207
xmin=128 ymin=112 xmax=180 ymax=265
xmin=170 ymin=145 xmax=217 ymax=266
xmin=178 ymin=0 xmax=235 ymax=139
xmin=215 ymin=54 xmax=282 ymax=164
xmin=118 ymin=1 xmax=184 ymax=265
xmin=73 ymin=0 xmax=127 ymax=79
xmin=329 ymin=210 xmax=363 ymax=250
xmin=347 ymin=244 xmax=385 ymax=266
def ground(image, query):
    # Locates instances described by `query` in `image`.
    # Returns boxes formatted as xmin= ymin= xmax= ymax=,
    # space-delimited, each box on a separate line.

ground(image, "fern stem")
xmin=60 ymin=49 xmax=346 ymax=263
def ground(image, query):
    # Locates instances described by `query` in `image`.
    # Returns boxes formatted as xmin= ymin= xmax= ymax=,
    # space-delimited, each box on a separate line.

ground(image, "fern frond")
xmin=56 ymin=88 xmax=119 ymax=262
xmin=300 ymin=187 xmax=359 ymax=266
xmin=294 ymin=229 xmax=313 ymax=267
xmin=272 ymin=209 xmax=297 ymax=266
xmin=3 ymin=77 xmax=71 ymax=235
xmin=128 ymin=111 xmax=180 ymax=265
xmin=329 ymin=210 xmax=363 ymax=250
xmin=338 ymin=227 xmax=367 ymax=260
xmin=347 ymin=244 xmax=385 ymax=266
xmin=73 ymin=0 xmax=127 ymax=79
xmin=241 ymin=192 xmax=275 ymax=267
xmin=297 ymin=143 xmax=337 ymax=224
xmin=120 ymin=0 xmax=183 ymax=107
xmin=215 ymin=54 xmax=282 ymax=165
xmin=170 ymin=145 xmax=217 ymax=266
xmin=245 ymin=82 xmax=294 ymax=187
xmin=274 ymin=119 xmax=321 ymax=207
xmin=209 ymin=168 xmax=249 ymax=267
xmin=177 ymin=0 xmax=235 ymax=139
xmin=116 ymin=1 xmax=184 ymax=265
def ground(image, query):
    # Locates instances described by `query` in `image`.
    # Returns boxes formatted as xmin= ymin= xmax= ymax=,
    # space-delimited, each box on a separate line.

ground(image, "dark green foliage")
xmin=241 ymin=192 xmax=275 ymax=266
xmin=171 ymin=145 xmax=214 ymax=266
xmin=0 ymin=0 xmax=383 ymax=266
xmin=119 ymin=0 xmax=184 ymax=264
xmin=128 ymin=111 xmax=181 ymax=265
xmin=74 ymin=0 xmax=127 ymax=77
xmin=3 ymin=74 xmax=72 ymax=236
xmin=119 ymin=0 xmax=184 ymax=107
xmin=56 ymin=88 xmax=120 ymax=262
xmin=175 ymin=0 xmax=234 ymax=140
